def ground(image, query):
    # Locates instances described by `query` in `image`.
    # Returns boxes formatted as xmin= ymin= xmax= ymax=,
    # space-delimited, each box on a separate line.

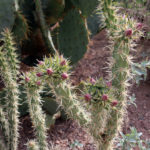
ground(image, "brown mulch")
xmin=18 ymin=29 xmax=150 ymax=149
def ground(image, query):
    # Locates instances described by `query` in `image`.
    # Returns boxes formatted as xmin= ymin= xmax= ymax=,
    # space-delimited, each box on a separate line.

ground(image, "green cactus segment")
xmin=34 ymin=0 xmax=57 ymax=54
xmin=81 ymin=78 xmax=113 ymax=148
xmin=1 ymin=30 xmax=20 ymax=78
xmin=18 ymin=0 xmax=36 ymax=28
xmin=71 ymin=0 xmax=99 ymax=17
xmin=0 ymin=30 xmax=20 ymax=150
xmin=0 ymin=107 xmax=9 ymax=148
xmin=12 ymin=11 xmax=29 ymax=43
xmin=90 ymin=106 xmax=110 ymax=146
xmin=0 ymin=0 xmax=15 ymax=35
xmin=58 ymin=9 xmax=89 ymax=63
xmin=100 ymin=0 xmax=141 ymax=149
xmin=27 ymin=140 xmax=40 ymax=150
xmin=43 ymin=0 xmax=65 ymax=25
xmin=87 ymin=12 xmax=104 ymax=37
xmin=25 ymin=84 xmax=49 ymax=150
xmin=48 ymin=81 xmax=91 ymax=126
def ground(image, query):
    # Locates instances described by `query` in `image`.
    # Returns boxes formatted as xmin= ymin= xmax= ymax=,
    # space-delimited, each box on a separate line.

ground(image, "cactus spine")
xmin=0 ymin=29 xmax=20 ymax=150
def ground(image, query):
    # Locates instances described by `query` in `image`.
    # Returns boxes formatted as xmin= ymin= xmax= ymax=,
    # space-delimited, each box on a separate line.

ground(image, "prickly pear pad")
xmin=0 ymin=0 xmax=15 ymax=35
xmin=58 ymin=9 xmax=89 ymax=64
xmin=71 ymin=0 xmax=99 ymax=17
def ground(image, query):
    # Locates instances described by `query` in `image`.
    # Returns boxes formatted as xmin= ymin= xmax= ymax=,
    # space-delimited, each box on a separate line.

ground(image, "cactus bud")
xmin=47 ymin=68 xmax=53 ymax=75
xmin=36 ymin=81 xmax=41 ymax=86
xmin=102 ymin=94 xmax=108 ymax=101
xmin=90 ymin=77 xmax=96 ymax=84
xmin=60 ymin=60 xmax=66 ymax=66
xmin=61 ymin=73 xmax=68 ymax=80
xmin=38 ymin=61 xmax=44 ymax=65
xmin=111 ymin=100 xmax=118 ymax=107
xmin=125 ymin=29 xmax=132 ymax=37
xmin=136 ymin=23 xmax=142 ymax=30
xmin=25 ymin=77 xmax=30 ymax=82
xmin=106 ymin=81 xmax=112 ymax=88
xmin=36 ymin=72 xmax=43 ymax=77
xmin=84 ymin=94 xmax=91 ymax=101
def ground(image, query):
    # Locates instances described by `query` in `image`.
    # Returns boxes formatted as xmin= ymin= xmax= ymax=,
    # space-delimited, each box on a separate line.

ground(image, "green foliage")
xmin=128 ymin=94 xmax=136 ymax=107
xmin=115 ymin=127 xmax=150 ymax=150
xmin=131 ymin=61 xmax=150 ymax=84
xmin=70 ymin=140 xmax=83 ymax=149
xmin=58 ymin=9 xmax=89 ymax=63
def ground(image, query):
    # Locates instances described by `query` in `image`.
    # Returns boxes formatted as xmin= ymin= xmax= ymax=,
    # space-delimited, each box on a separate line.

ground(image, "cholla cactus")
xmin=80 ymin=78 xmax=115 ymax=148
xmin=0 ymin=107 xmax=9 ymax=149
xmin=24 ymin=72 xmax=49 ymax=150
xmin=99 ymin=0 xmax=142 ymax=149
xmin=0 ymin=29 xmax=20 ymax=150
xmin=27 ymin=55 xmax=91 ymax=126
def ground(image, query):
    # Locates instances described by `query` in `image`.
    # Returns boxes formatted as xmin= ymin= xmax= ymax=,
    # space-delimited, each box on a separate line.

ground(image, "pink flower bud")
xmin=125 ymin=29 xmax=132 ymax=37
xmin=25 ymin=77 xmax=30 ymax=82
xmin=136 ymin=23 xmax=142 ymax=30
xmin=106 ymin=81 xmax=112 ymax=88
xmin=38 ymin=61 xmax=44 ymax=65
xmin=102 ymin=94 xmax=108 ymax=101
xmin=36 ymin=72 xmax=43 ymax=77
xmin=90 ymin=77 xmax=96 ymax=84
xmin=111 ymin=100 xmax=118 ymax=107
xmin=84 ymin=94 xmax=91 ymax=101
xmin=47 ymin=68 xmax=53 ymax=75
xmin=36 ymin=81 xmax=41 ymax=86
xmin=61 ymin=73 xmax=68 ymax=80
xmin=60 ymin=60 xmax=66 ymax=66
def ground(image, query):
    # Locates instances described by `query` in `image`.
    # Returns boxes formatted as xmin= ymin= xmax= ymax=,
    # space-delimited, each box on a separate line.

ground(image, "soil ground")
xmin=18 ymin=29 xmax=150 ymax=150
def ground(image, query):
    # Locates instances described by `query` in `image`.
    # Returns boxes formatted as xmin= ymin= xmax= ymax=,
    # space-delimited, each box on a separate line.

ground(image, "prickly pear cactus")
xmin=12 ymin=11 xmax=29 ymax=43
xmin=0 ymin=0 xmax=15 ymax=36
xmin=43 ymin=0 xmax=65 ymax=25
xmin=58 ymin=9 xmax=89 ymax=63
xmin=71 ymin=0 xmax=99 ymax=17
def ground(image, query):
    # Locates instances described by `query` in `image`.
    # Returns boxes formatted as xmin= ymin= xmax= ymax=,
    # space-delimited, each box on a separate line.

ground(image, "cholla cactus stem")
xmin=26 ymin=86 xmax=49 ymax=150
xmin=0 ymin=107 xmax=9 ymax=149
xmin=48 ymin=81 xmax=91 ymax=126
xmin=0 ymin=30 xmax=20 ymax=150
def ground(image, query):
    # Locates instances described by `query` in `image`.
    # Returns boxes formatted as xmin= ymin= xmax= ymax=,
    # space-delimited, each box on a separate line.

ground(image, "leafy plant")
xmin=128 ymin=94 xmax=136 ymax=107
xmin=115 ymin=127 xmax=150 ymax=150
xmin=70 ymin=140 xmax=83 ymax=149
xmin=131 ymin=61 xmax=150 ymax=84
